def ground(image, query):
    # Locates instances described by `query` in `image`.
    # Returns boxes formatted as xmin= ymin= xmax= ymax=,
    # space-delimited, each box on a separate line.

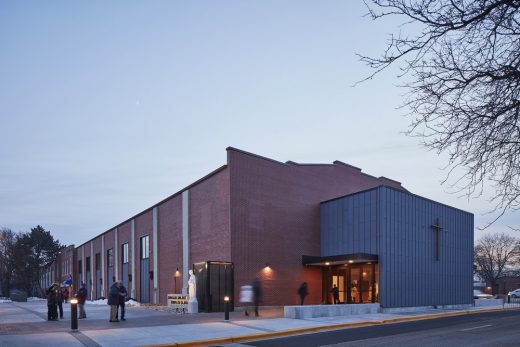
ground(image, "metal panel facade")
xmin=321 ymin=189 xmax=379 ymax=256
xmin=321 ymin=186 xmax=473 ymax=307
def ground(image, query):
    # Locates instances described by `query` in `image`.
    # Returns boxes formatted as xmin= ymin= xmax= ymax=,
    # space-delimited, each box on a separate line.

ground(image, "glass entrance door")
xmin=325 ymin=263 xmax=378 ymax=304
xmin=348 ymin=263 xmax=378 ymax=303
xmin=331 ymin=273 xmax=345 ymax=304
xmin=349 ymin=267 xmax=361 ymax=303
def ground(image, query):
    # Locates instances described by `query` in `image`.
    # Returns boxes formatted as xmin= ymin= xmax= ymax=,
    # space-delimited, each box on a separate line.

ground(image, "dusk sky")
xmin=1 ymin=1 xmax=518 ymax=246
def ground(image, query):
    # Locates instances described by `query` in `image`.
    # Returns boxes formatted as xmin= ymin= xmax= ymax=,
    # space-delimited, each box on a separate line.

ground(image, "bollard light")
xmin=224 ymin=296 xmax=230 ymax=321
xmin=70 ymin=298 xmax=78 ymax=331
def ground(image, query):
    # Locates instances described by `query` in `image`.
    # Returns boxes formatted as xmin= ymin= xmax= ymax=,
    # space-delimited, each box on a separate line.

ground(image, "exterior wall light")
xmin=174 ymin=268 xmax=180 ymax=293
xmin=348 ymin=260 xmax=354 ymax=264
xmin=325 ymin=262 xmax=330 ymax=266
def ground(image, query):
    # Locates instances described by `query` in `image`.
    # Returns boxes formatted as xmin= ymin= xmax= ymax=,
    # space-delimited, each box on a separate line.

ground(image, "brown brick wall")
xmin=157 ymin=195 xmax=183 ymax=304
xmin=228 ymin=148 xmax=403 ymax=306
xmin=189 ymin=167 xmax=231 ymax=265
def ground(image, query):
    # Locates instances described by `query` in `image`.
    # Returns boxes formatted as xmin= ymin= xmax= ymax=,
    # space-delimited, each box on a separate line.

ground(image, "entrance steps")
xmin=284 ymin=303 xmax=380 ymax=319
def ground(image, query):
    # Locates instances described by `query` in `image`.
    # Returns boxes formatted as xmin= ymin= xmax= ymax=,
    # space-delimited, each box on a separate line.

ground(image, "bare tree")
xmin=474 ymin=233 xmax=520 ymax=293
xmin=360 ymin=0 xmax=520 ymax=226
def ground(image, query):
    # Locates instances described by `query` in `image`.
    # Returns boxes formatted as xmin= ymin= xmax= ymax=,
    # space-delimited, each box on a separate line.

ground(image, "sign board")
xmin=167 ymin=294 xmax=188 ymax=313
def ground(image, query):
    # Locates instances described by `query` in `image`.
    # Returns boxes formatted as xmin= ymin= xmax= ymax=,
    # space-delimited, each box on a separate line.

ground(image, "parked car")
xmin=473 ymin=289 xmax=494 ymax=299
xmin=507 ymin=288 xmax=520 ymax=298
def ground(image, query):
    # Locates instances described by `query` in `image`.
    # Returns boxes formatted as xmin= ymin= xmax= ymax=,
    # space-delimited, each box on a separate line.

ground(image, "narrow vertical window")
xmin=140 ymin=235 xmax=149 ymax=259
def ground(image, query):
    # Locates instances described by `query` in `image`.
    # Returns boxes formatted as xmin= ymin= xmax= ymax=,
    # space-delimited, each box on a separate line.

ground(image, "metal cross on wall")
xmin=431 ymin=218 xmax=444 ymax=261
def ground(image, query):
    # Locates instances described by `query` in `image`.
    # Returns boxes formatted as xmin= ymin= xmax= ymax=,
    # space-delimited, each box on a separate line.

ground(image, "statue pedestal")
xmin=188 ymin=298 xmax=198 ymax=313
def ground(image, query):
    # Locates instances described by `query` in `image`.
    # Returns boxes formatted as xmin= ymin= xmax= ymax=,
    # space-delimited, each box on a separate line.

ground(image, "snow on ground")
xmin=27 ymin=297 xmax=46 ymax=301
xmin=126 ymin=299 xmax=140 ymax=307
xmin=90 ymin=298 xmax=108 ymax=305
xmin=0 ymin=298 xmax=12 ymax=303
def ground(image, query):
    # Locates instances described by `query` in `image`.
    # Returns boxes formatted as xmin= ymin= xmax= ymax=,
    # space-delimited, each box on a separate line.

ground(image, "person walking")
xmin=116 ymin=281 xmax=127 ymax=321
xmin=298 ymin=282 xmax=308 ymax=305
xmin=56 ymin=287 xmax=64 ymax=319
xmin=63 ymin=288 xmax=69 ymax=303
xmin=46 ymin=284 xmax=58 ymax=321
xmin=332 ymin=284 xmax=340 ymax=304
xmin=108 ymin=281 xmax=121 ymax=322
xmin=239 ymin=284 xmax=253 ymax=316
xmin=252 ymin=278 xmax=261 ymax=317
xmin=77 ymin=282 xmax=87 ymax=319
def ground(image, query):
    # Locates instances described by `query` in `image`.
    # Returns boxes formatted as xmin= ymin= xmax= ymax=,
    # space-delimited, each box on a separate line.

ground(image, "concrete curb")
xmin=148 ymin=306 xmax=519 ymax=347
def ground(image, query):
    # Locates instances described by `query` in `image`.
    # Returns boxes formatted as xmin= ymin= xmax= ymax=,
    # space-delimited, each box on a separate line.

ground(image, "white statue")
xmin=187 ymin=269 xmax=198 ymax=313
xmin=188 ymin=269 xmax=196 ymax=300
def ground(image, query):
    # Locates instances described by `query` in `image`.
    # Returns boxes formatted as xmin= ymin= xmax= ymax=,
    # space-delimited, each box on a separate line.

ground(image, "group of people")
xmin=46 ymin=284 xmax=69 ymax=321
xmin=47 ymin=280 xmax=127 ymax=323
xmin=108 ymin=280 xmax=128 ymax=322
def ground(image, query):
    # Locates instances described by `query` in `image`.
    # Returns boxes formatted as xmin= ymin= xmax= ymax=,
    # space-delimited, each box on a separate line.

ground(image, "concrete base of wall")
xmin=284 ymin=304 xmax=380 ymax=319
xmin=474 ymin=298 xmax=503 ymax=307
xmin=381 ymin=304 xmax=473 ymax=313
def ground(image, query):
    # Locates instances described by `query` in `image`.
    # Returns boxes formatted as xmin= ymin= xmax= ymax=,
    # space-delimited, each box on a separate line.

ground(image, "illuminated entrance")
xmin=302 ymin=253 xmax=379 ymax=304
xmin=327 ymin=263 xmax=378 ymax=304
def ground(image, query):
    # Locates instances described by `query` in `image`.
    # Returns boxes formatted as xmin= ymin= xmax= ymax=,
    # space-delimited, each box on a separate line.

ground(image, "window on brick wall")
xmin=107 ymin=248 xmax=113 ymax=267
xmin=140 ymin=235 xmax=149 ymax=259
xmin=95 ymin=253 xmax=101 ymax=270
xmin=122 ymin=243 xmax=128 ymax=264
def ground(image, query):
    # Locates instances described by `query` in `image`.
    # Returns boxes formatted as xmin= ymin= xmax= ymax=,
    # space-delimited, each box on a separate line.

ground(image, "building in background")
xmin=44 ymin=147 xmax=474 ymax=310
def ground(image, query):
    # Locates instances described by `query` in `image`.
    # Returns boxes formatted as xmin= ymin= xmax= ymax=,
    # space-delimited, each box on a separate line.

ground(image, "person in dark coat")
xmin=298 ymin=282 xmax=308 ymax=305
xmin=332 ymin=284 xmax=340 ymax=304
xmin=46 ymin=284 xmax=58 ymax=321
xmin=116 ymin=281 xmax=127 ymax=321
xmin=252 ymin=278 xmax=262 ymax=317
xmin=56 ymin=287 xmax=64 ymax=318
xmin=108 ymin=281 xmax=121 ymax=322
xmin=76 ymin=282 xmax=87 ymax=319
xmin=63 ymin=288 xmax=69 ymax=303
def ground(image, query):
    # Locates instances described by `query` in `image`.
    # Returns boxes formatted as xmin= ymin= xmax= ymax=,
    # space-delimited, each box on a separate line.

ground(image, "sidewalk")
xmin=0 ymin=300 xmax=517 ymax=347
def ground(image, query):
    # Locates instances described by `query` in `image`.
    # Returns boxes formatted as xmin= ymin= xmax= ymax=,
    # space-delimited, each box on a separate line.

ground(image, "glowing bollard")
xmin=224 ymin=296 xmax=230 ymax=321
xmin=70 ymin=298 xmax=78 ymax=331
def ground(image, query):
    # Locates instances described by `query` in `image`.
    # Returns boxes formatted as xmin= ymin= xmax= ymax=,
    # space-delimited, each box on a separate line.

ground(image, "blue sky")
xmin=1 ymin=1 xmax=518 ymax=246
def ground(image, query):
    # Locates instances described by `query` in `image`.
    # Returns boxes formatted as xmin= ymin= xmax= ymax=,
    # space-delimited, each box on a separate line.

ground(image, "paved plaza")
xmin=0 ymin=300 xmax=516 ymax=347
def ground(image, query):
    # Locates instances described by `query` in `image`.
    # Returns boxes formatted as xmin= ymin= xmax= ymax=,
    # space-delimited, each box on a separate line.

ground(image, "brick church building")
xmin=47 ymin=147 xmax=474 ymax=311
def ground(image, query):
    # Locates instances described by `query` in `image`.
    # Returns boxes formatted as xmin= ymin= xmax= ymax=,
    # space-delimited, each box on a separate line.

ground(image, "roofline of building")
xmin=76 ymin=164 xmax=228 ymax=249
xmin=378 ymin=176 xmax=402 ymax=185
xmin=332 ymin=160 xmax=362 ymax=171
xmin=76 ymin=147 xmax=412 ymax=248
xmin=226 ymin=146 xmax=290 ymax=166
xmin=320 ymin=184 xmax=473 ymax=216
xmin=227 ymin=148 xmax=404 ymax=184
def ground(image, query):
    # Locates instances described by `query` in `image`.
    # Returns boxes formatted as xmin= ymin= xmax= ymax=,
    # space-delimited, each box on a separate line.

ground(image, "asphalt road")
xmin=244 ymin=310 xmax=520 ymax=347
